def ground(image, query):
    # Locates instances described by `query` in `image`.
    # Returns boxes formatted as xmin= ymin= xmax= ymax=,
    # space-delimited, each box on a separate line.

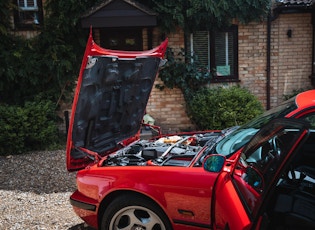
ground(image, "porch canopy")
xmin=81 ymin=0 xmax=157 ymax=28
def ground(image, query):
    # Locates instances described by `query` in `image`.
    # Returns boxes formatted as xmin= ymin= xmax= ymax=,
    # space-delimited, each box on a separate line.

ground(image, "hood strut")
xmin=75 ymin=146 xmax=102 ymax=163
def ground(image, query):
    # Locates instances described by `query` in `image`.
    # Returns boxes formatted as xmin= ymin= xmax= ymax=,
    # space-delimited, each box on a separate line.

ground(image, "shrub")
xmin=0 ymin=99 xmax=59 ymax=155
xmin=157 ymin=48 xmax=211 ymax=97
xmin=187 ymin=86 xmax=264 ymax=130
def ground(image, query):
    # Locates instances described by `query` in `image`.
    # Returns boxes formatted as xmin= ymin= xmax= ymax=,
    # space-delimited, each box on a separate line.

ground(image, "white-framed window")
xmin=18 ymin=0 xmax=38 ymax=10
xmin=188 ymin=25 xmax=238 ymax=82
xmin=16 ymin=0 xmax=41 ymax=27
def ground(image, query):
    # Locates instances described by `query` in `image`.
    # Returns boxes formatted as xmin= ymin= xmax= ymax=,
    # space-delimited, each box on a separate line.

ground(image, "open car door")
xmin=209 ymin=118 xmax=310 ymax=230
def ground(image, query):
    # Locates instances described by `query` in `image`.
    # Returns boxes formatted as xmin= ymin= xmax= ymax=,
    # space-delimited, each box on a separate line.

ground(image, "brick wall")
xmin=11 ymin=30 xmax=40 ymax=38
xmin=11 ymin=2 xmax=315 ymax=134
xmin=147 ymin=13 xmax=314 ymax=132
xmin=238 ymin=13 xmax=313 ymax=109
xmin=270 ymin=13 xmax=313 ymax=107
xmin=146 ymin=78 xmax=195 ymax=133
xmin=147 ymin=28 xmax=196 ymax=133
xmin=52 ymin=14 xmax=315 ymax=134
xmin=238 ymin=21 xmax=268 ymax=106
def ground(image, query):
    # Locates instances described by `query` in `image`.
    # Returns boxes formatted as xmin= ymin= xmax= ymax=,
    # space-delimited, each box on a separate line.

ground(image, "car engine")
xmin=101 ymin=131 xmax=222 ymax=167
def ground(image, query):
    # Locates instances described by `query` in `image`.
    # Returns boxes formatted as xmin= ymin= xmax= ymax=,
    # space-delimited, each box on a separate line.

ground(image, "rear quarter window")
xmin=304 ymin=114 xmax=315 ymax=129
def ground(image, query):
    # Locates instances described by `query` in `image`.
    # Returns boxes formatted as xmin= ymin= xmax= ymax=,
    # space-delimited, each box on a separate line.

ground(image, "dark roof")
xmin=274 ymin=0 xmax=314 ymax=13
xmin=82 ymin=0 xmax=157 ymax=18
xmin=81 ymin=0 xmax=157 ymax=28
xmin=275 ymin=0 xmax=314 ymax=6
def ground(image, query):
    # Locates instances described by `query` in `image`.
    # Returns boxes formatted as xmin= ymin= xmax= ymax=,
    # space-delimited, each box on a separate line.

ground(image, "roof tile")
xmin=275 ymin=0 xmax=314 ymax=5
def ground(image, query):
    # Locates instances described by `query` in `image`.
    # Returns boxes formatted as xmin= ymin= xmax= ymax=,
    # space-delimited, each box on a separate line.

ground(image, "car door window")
xmin=232 ymin=119 xmax=309 ymax=216
xmin=303 ymin=113 xmax=315 ymax=128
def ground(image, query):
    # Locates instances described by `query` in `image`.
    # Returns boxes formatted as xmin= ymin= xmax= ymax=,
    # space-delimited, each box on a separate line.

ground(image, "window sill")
xmin=210 ymin=78 xmax=240 ymax=83
xmin=14 ymin=24 xmax=41 ymax=31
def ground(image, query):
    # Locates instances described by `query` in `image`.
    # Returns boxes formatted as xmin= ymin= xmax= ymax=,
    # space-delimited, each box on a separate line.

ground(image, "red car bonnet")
xmin=66 ymin=29 xmax=168 ymax=171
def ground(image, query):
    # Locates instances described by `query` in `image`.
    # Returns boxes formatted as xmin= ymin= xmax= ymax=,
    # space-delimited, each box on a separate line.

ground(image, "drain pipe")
xmin=311 ymin=13 xmax=315 ymax=87
xmin=266 ymin=8 xmax=280 ymax=110
xmin=266 ymin=11 xmax=271 ymax=110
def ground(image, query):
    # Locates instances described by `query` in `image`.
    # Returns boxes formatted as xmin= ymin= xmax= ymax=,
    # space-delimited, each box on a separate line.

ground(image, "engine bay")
xmin=101 ymin=131 xmax=222 ymax=167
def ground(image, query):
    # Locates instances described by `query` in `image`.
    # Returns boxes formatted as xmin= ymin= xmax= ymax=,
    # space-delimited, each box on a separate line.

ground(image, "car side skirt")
xmin=173 ymin=219 xmax=211 ymax=229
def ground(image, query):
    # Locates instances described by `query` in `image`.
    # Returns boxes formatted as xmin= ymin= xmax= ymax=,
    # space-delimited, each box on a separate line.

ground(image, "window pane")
xmin=192 ymin=31 xmax=209 ymax=67
xmin=215 ymin=31 xmax=234 ymax=77
xmin=16 ymin=0 xmax=40 ymax=26
xmin=189 ymin=26 xmax=237 ymax=81
xmin=18 ymin=0 xmax=37 ymax=9
xmin=304 ymin=114 xmax=315 ymax=128
xmin=18 ymin=0 xmax=24 ymax=7
xmin=27 ymin=0 xmax=36 ymax=7
xmin=18 ymin=11 xmax=39 ymax=24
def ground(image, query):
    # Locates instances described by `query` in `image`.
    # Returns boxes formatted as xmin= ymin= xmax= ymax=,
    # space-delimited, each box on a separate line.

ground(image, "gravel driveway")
xmin=0 ymin=150 xmax=94 ymax=230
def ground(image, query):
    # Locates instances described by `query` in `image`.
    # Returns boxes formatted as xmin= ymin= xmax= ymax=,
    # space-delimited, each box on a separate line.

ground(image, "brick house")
xmin=12 ymin=0 xmax=315 ymax=132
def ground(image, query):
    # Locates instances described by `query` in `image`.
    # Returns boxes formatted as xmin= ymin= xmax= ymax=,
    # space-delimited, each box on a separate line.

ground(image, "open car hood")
xmin=66 ymin=30 xmax=168 ymax=171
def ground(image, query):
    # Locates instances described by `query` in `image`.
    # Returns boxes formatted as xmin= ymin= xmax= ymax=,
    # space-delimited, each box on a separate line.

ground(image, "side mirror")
xmin=203 ymin=155 xmax=226 ymax=173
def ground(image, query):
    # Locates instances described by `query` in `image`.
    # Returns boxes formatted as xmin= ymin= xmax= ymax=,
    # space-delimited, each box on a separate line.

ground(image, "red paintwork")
xmin=69 ymin=92 xmax=315 ymax=229
xmin=295 ymin=89 xmax=315 ymax=108
xmin=67 ymin=31 xmax=315 ymax=229
xmin=212 ymin=122 xmax=310 ymax=230
xmin=211 ymin=172 xmax=251 ymax=230
xmin=72 ymin=165 xmax=218 ymax=229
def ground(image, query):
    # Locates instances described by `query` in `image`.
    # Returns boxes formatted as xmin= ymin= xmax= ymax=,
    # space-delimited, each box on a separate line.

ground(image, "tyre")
xmin=101 ymin=194 xmax=172 ymax=230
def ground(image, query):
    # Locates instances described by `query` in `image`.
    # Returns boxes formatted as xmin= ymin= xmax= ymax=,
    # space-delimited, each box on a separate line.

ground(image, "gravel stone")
xmin=0 ymin=150 xmax=94 ymax=230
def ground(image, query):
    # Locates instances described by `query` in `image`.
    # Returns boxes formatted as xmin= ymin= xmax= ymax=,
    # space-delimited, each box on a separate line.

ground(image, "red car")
xmin=67 ymin=31 xmax=315 ymax=230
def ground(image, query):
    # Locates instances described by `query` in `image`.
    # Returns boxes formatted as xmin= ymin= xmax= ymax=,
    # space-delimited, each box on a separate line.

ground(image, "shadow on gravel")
xmin=68 ymin=223 xmax=95 ymax=230
xmin=0 ymin=150 xmax=77 ymax=193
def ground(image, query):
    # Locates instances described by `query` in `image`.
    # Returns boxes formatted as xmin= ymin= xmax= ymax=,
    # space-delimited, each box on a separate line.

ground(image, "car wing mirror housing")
xmin=203 ymin=154 xmax=226 ymax=173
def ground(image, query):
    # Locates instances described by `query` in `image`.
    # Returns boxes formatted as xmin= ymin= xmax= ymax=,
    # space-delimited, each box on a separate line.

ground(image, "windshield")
xmin=213 ymin=97 xmax=297 ymax=157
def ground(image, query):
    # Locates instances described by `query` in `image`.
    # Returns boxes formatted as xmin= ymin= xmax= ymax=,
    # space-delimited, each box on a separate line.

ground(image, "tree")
xmin=0 ymin=0 xmax=271 ymax=105
xmin=0 ymin=0 xmax=99 ymax=105
xmin=139 ymin=0 xmax=271 ymax=33
xmin=0 ymin=1 xmax=13 ymax=35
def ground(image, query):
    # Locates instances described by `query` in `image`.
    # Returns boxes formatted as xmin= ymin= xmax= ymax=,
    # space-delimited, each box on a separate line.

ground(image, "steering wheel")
xmin=271 ymin=136 xmax=283 ymax=158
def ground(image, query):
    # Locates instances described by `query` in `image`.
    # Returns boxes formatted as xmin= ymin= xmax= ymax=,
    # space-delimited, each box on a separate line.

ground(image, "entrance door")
xmin=100 ymin=27 xmax=143 ymax=51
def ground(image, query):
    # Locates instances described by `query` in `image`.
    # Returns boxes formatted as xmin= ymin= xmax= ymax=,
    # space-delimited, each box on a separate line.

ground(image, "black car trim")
xmin=173 ymin=219 xmax=211 ymax=229
xmin=291 ymin=106 xmax=315 ymax=118
xmin=70 ymin=197 xmax=96 ymax=212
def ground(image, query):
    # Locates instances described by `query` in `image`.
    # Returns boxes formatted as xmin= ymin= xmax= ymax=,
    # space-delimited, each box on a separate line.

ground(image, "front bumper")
xmin=70 ymin=197 xmax=96 ymax=212
xmin=70 ymin=190 xmax=99 ymax=229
